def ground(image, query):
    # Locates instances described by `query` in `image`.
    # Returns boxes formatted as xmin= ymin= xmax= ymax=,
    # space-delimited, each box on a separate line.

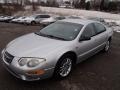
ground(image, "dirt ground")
xmin=0 ymin=22 xmax=120 ymax=90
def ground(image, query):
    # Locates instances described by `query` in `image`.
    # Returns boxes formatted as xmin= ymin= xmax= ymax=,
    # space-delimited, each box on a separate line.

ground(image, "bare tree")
xmin=37 ymin=0 xmax=41 ymax=5
xmin=4 ymin=0 xmax=9 ymax=4
xmin=32 ymin=0 xmax=37 ymax=11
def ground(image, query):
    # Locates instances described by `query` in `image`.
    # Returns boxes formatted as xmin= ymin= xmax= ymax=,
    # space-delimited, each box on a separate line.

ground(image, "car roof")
xmin=33 ymin=14 xmax=51 ymax=16
xmin=60 ymin=19 xmax=96 ymax=25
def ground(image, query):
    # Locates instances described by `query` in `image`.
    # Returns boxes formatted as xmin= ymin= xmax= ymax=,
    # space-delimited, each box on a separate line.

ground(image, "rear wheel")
xmin=31 ymin=21 xmax=36 ymax=25
xmin=54 ymin=55 xmax=73 ymax=79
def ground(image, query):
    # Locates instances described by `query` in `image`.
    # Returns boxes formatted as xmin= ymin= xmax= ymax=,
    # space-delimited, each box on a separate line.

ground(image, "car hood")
xmin=6 ymin=33 xmax=70 ymax=58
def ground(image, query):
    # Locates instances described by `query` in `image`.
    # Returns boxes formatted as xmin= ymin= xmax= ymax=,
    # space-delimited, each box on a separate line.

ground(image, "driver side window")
xmin=81 ymin=23 xmax=96 ymax=37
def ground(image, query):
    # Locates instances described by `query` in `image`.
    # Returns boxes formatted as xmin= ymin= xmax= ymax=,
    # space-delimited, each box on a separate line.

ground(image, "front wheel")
xmin=54 ymin=55 xmax=73 ymax=79
xmin=103 ymin=40 xmax=111 ymax=52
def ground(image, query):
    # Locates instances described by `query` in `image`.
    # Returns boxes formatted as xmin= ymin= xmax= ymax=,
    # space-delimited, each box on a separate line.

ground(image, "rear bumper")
xmin=1 ymin=50 xmax=54 ymax=81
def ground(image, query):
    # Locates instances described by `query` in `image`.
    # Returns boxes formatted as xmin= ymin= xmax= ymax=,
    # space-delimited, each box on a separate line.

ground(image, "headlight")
xmin=18 ymin=58 xmax=46 ymax=67
xmin=18 ymin=58 xmax=28 ymax=66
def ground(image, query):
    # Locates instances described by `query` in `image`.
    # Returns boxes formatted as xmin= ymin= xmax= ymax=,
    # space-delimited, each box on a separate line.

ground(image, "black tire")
xmin=54 ymin=54 xmax=74 ymax=79
xmin=31 ymin=21 xmax=36 ymax=25
xmin=103 ymin=40 xmax=111 ymax=52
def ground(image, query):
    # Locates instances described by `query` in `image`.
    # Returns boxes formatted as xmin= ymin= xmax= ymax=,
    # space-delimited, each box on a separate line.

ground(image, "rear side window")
xmin=40 ymin=15 xmax=50 ymax=18
xmin=36 ymin=15 xmax=50 ymax=19
xmin=94 ymin=23 xmax=106 ymax=34
xmin=82 ymin=23 xmax=96 ymax=37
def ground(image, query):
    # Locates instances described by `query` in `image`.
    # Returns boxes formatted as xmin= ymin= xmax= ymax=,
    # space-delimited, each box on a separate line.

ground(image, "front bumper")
xmin=3 ymin=62 xmax=54 ymax=81
xmin=1 ymin=50 xmax=54 ymax=81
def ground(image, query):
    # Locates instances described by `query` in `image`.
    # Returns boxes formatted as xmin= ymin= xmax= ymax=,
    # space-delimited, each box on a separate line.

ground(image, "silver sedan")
xmin=1 ymin=19 xmax=113 ymax=81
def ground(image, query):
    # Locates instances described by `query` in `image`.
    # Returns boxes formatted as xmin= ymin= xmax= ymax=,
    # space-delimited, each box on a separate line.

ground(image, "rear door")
xmin=93 ymin=23 xmax=108 ymax=49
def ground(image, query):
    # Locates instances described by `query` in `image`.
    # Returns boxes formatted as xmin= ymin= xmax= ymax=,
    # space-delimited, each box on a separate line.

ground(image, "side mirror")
xmin=79 ymin=35 xmax=91 ymax=41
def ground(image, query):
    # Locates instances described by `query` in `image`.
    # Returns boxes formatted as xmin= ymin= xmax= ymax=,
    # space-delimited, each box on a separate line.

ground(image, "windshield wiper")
xmin=34 ymin=32 xmax=40 ymax=35
xmin=46 ymin=34 xmax=68 ymax=41
xmin=35 ymin=32 xmax=48 ymax=37
xmin=35 ymin=32 xmax=68 ymax=41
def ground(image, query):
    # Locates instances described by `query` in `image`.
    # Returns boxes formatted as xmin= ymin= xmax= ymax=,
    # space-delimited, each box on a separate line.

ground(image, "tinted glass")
xmin=35 ymin=15 xmax=50 ymax=19
xmin=55 ymin=17 xmax=65 ymax=20
xmin=38 ymin=22 xmax=83 ymax=41
xmin=40 ymin=15 xmax=50 ymax=18
xmin=81 ymin=23 xmax=96 ymax=37
xmin=94 ymin=23 xmax=106 ymax=34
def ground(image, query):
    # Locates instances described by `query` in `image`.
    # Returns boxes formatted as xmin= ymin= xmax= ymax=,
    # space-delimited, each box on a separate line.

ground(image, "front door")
xmin=76 ymin=23 xmax=97 ymax=63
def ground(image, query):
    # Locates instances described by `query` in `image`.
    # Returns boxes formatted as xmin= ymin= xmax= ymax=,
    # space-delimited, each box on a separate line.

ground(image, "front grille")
xmin=4 ymin=51 xmax=14 ymax=64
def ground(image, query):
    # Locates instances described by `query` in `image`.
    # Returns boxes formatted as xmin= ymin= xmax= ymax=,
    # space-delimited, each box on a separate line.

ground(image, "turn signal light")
xmin=27 ymin=69 xmax=45 ymax=75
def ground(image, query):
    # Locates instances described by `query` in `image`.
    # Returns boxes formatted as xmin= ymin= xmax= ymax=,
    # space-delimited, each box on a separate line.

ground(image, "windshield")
xmin=36 ymin=22 xmax=83 ymax=41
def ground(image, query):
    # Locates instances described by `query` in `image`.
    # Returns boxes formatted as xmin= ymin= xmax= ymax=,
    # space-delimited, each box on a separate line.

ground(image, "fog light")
xmin=27 ymin=69 xmax=45 ymax=75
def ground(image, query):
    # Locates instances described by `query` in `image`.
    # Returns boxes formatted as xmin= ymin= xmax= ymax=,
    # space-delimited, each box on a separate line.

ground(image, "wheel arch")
xmin=53 ymin=51 xmax=77 ymax=78
xmin=31 ymin=21 xmax=36 ymax=24
xmin=57 ymin=51 xmax=77 ymax=65
xmin=108 ymin=36 xmax=112 ymax=42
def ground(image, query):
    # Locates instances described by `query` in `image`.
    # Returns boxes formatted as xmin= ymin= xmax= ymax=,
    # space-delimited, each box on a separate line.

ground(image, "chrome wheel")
xmin=105 ymin=41 xmax=110 ymax=51
xmin=59 ymin=58 xmax=72 ymax=77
